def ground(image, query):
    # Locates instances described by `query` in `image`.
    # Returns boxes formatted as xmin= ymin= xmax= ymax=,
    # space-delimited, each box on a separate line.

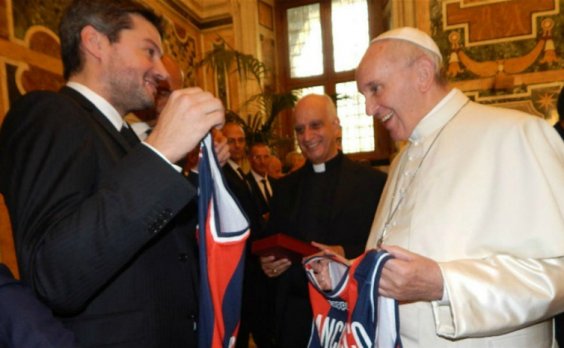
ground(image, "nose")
xmin=154 ymin=57 xmax=170 ymax=82
xmin=365 ymin=97 xmax=380 ymax=118
xmin=302 ymin=126 xmax=314 ymax=141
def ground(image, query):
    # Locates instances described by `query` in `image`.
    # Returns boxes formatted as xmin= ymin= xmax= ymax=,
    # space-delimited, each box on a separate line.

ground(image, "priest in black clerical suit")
xmin=260 ymin=94 xmax=387 ymax=348
xmin=265 ymin=152 xmax=386 ymax=347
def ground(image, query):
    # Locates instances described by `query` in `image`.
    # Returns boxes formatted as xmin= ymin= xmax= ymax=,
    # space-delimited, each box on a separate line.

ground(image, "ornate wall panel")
xmin=431 ymin=0 xmax=564 ymax=123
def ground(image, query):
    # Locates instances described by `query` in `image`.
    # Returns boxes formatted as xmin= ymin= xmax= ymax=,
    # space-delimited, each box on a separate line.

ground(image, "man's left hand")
xmin=379 ymin=245 xmax=444 ymax=302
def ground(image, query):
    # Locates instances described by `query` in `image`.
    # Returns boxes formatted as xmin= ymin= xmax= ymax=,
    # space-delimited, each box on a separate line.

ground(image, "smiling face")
xmin=249 ymin=143 xmax=271 ymax=177
xmin=293 ymin=94 xmax=339 ymax=164
xmin=103 ymin=14 xmax=167 ymax=115
xmin=222 ymin=123 xmax=247 ymax=164
xmin=356 ymin=40 xmax=425 ymax=141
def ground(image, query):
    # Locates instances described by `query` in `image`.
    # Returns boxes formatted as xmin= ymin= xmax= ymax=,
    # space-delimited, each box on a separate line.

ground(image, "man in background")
xmin=284 ymin=150 xmax=305 ymax=173
xmin=0 ymin=0 xmax=224 ymax=346
xmin=247 ymin=142 xmax=274 ymax=222
xmin=357 ymin=27 xmax=564 ymax=347
xmin=267 ymin=155 xmax=284 ymax=179
xmin=259 ymin=94 xmax=387 ymax=347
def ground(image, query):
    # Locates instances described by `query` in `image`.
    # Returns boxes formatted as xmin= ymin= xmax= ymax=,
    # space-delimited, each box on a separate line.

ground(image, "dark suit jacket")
xmin=0 ymin=87 xmax=200 ymax=347
xmin=0 ymin=264 xmax=77 ymax=348
xmin=265 ymin=153 xmax=387 ymax=347
xmin=245 ymin=172 xmax=271 ymax=222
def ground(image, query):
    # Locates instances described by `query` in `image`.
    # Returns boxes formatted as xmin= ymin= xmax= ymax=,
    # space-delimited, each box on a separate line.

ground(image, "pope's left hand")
xmin=378 ymin=245 xmax=444 ymax=302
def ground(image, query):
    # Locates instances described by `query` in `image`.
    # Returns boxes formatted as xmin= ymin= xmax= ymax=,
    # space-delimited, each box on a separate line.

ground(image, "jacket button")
xmin=178 ymin=253 xmax=189 ymax=262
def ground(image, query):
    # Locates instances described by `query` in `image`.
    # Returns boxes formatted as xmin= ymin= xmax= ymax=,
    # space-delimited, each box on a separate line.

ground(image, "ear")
xmin=414 ymin=57 xmax=435 ymax=92
xmin=80 ymin=25 xmax=107 ymax=60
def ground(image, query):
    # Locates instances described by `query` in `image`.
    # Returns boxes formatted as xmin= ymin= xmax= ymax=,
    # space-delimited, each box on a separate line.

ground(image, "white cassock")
xmin=366 ymin=88 xmax=564 ymax=348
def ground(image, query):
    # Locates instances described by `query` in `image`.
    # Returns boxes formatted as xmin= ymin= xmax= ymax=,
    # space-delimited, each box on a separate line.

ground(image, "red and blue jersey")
xmin=197 ymin=134 xmax=250 ymax=348
xmin=304 ymin=249 xmax=402 ymax=348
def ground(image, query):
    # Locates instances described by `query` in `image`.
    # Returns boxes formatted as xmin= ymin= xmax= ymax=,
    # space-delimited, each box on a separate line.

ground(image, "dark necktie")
xmin=261 ymin=178 xmax=271 ymax=202
xmin=120 ymin=124 xmax=140 ymax=147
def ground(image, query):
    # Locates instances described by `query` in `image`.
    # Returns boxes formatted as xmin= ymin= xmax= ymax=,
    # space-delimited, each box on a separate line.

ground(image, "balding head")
xmin=222 ymin=122 xmax=247 ymax=164
xmin=293 ymin=94 xmax=340 ymax=164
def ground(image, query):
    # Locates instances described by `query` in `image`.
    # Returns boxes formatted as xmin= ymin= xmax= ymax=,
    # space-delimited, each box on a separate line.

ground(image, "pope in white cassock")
xmin=356 ymin=27 xmax=564 ymax=347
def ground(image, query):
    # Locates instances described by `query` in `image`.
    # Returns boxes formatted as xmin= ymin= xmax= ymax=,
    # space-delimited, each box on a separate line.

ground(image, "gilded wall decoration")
xmin=162 ymin=19 xmax=198 ymax=87
xmin=18 ymin=27 xmax=64 ymax=95
xmin=431 ymin=0 xmax=564 ymax=121
xmin=12 ymin=0 xmax=69 ymax=39
xmin=0 ymin=0 xmax=9 ymax=39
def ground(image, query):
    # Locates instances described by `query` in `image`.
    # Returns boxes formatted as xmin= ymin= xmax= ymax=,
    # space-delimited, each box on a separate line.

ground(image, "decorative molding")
xmin=442 ymin=0 xmax=559 ymax=46
xmin=168 ymin=0 xmax=233 ymax=29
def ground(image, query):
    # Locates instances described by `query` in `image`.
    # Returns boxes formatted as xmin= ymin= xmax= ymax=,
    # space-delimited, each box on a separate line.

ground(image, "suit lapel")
xmin=59 ymin=87 xmax=132 ymax=151
xmin=245 ymin=174 xmax=268 ymax=214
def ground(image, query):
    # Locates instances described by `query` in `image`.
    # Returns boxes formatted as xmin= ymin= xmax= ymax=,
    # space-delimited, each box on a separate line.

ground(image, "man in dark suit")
xmin=259 ymin=94 xmax=387 ymax=347
xmin=0 ymin=263 xmax=77 ymax=348
xmin=242 ymin=142 xmax=277 ymax=347
xmin=246 ymin=142 xmax=274 ymax=223
xmin=0 ymin=0 xmax=224 ymax=346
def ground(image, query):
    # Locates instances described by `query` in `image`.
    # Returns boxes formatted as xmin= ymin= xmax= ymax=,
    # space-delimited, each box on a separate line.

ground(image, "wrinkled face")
xmin=293 ymin=97 xmax=339 ymax=164
xmin=356 ymin=41 xmax=421 ymax=141
xmin=249 ymin=144 xmax=271 ymax=177
xmin=103 ymin=15 xmax=167 ymax=115
xmin=222 ymin=124 xmax=246 ymax=163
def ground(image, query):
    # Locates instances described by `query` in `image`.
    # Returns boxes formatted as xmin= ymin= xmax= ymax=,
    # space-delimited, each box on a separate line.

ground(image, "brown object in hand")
xmin=251 ymin=233 xmax=320 ymax=263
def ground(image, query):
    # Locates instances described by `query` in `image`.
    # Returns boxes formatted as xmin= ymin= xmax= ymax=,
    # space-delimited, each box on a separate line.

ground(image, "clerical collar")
xmin=310 ymin=152 xmax=343 ymax=173
xmin=313 ymin=163 xmax=325 ymax=173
